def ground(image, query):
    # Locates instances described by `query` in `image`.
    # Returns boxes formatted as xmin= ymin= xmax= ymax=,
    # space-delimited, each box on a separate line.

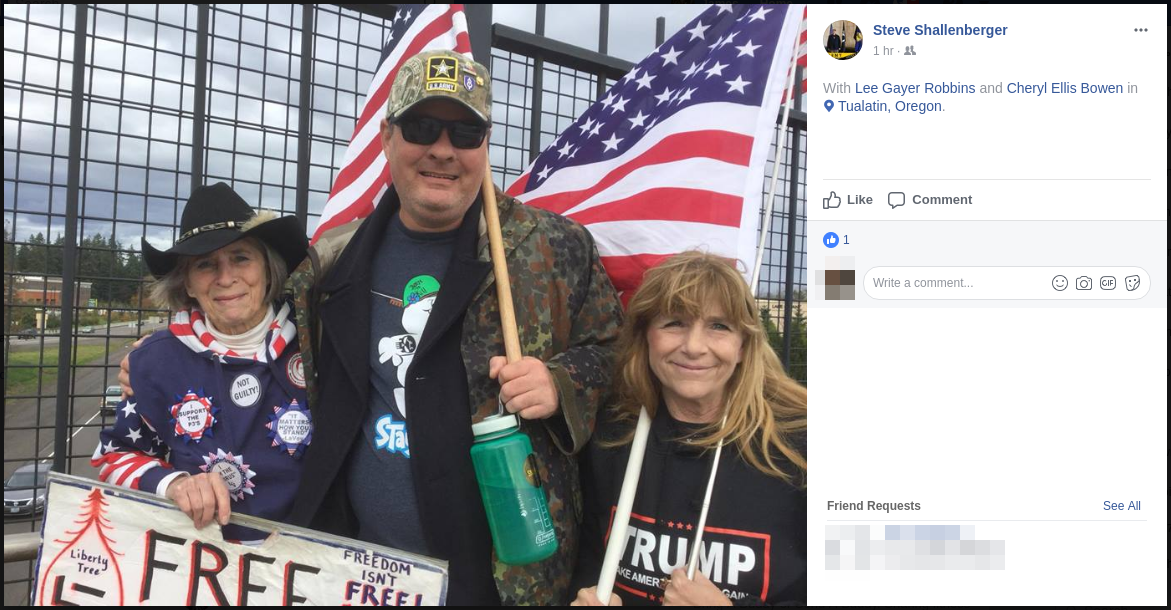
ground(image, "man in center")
xmin=287 ymin=50 xmax=623 ymax=605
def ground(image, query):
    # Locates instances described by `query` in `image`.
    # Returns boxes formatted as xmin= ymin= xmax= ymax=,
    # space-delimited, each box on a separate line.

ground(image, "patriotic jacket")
xmin=572 ymin=406 xmax=807 ymax=606
xmin=92 ymin=301 xmax=311 ymax=540
xmin=285 ymin=186 xmax=624 ymax=605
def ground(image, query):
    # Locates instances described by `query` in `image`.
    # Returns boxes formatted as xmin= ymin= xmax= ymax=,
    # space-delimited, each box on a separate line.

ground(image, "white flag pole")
xmin=750 ymin=18 xmax=803 ymax=292
xmin=595 ymin=406 xmax=653 ymax=605
xmin=691 ymin=13 xmax=803 ymax=581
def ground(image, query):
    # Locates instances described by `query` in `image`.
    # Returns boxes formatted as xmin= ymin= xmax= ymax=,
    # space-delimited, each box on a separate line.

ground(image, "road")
xmin=3 ymin=322 xmax=165 ymax=606
xmin=6 ymin=319 xmax=163 ymax=353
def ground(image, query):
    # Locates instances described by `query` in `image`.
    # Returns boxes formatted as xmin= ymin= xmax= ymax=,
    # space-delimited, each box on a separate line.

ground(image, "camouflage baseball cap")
xmin=386 ymin=50 xmax=492 ymax=125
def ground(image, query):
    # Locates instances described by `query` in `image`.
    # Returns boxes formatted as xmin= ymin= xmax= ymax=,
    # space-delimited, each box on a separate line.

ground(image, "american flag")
xmin=311 ymin=4 xmax=472 ymax=243
xmin=505 ymin=4 xmax=805 ymax=300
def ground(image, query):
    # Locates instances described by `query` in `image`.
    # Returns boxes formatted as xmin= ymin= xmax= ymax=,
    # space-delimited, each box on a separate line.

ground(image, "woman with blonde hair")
xmin=572 ymin=251 xmax=806 ymax=606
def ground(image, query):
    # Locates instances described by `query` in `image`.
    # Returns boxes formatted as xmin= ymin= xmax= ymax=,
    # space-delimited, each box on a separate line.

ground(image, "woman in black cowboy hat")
xmin=92 ymin=182 xmax=313 ymax=541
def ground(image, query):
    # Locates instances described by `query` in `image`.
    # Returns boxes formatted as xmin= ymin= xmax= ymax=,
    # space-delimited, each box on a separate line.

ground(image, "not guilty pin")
xmin=825 ymin=100 xmax=834 ymax=112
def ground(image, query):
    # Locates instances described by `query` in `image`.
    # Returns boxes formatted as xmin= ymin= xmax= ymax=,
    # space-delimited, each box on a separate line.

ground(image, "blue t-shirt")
xmin=347 ymin=212 xmax=457 ymax=554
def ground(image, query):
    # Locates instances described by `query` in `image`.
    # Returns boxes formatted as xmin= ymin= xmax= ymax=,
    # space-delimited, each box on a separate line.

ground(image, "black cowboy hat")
xmin=142 ymin=182 xmax=308 ymax=278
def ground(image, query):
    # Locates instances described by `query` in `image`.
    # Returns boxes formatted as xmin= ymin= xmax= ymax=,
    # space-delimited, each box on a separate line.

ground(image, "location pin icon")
xmin=825 ymin=100 xmax=834 ymax=112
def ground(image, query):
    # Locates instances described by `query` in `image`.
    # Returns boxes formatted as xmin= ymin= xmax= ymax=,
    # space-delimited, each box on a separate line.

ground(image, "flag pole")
xmin=688 ymin=15 xmax=804 ymax=580
xmin=750 ymin=19 xmax=803 ymax=292
xmin=481 ymin=161 xmax=523 ymax=364
xmin=595 ymin=406 xmax=653 ymax=605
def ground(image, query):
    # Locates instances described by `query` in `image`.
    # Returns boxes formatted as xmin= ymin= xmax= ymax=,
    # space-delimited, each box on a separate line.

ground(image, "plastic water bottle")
xmin=470 ymin=414 xmax=558 ymax=565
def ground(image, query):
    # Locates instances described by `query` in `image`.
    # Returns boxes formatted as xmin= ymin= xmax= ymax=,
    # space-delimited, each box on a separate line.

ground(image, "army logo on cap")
xmin=426 ymin=56 xmax=459 ymax=93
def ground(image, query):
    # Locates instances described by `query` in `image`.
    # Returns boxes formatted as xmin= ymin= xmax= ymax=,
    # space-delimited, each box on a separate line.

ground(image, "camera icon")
xmin=1075 ymin=276 xmax=1092 ymax=291
xmin=1100 ymin=276 xmax=1116 ymax=290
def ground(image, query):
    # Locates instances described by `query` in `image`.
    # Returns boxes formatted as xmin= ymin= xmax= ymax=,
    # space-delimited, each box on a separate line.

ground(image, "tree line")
xmin=5 ymin=226 xmax=147 ymax=306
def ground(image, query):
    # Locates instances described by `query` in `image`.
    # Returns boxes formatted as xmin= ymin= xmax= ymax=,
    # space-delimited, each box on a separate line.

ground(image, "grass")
xmin=5 ymin=340 xmax=133 ymax=397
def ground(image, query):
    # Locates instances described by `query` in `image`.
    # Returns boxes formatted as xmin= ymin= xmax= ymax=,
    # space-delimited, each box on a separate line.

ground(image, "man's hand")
xmin=118 ymin=335 xmax=150 ymax=398
xmin=570 ymin=586 xmax=621 ymax=606
xmin=662 ymin=568 xmax=732 ymax=606
xmin=165 ymin=472 xmax=231 ymax=530
xmin=489 ymin=356 xmax=559 ymax=420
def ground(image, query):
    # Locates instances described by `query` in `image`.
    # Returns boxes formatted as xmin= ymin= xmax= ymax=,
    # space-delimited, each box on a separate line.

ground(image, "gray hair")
xmin=146 ymin=230 xmax=288 ymax=312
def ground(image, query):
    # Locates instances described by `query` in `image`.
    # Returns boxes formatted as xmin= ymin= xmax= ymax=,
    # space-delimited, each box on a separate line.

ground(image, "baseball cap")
xmin=386 ymin=49 xmax=492 ymax=125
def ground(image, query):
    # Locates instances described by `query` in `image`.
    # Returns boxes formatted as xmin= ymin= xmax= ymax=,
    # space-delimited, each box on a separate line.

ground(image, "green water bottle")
xmin=470 ymin=414 xmax=558 ymax=565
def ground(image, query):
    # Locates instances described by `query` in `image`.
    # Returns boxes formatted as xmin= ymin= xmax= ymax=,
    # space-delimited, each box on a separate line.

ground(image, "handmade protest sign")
xmin=33 ymin=473 xmax=448 ymax=606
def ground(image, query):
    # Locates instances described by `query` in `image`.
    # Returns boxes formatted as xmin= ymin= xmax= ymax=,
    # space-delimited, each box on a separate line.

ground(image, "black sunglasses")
xmin=394 ymin=116 xmax=488 ymax=149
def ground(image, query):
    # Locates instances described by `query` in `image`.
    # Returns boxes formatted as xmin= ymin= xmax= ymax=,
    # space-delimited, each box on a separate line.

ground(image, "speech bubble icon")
xmin=823 ymin=191 xmax=841 ymax=209
xmin=888 ymin=192 xmax=905 ymax=209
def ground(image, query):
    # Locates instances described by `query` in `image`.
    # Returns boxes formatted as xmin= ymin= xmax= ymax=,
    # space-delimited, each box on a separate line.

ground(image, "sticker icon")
xmin=200 ymin=449 xmax=256 ymax=501
xmin=1124 ymin=275 xmax=1140 ymax=291
xmin=267 ymin=400 xmax=313 ymax=458
xmin=169 ymin=389 xmax=217 ymax=442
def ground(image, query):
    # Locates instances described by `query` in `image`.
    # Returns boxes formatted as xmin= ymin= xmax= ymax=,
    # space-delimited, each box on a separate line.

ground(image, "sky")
xmin=492 ymin=4 xmax=708 ymax=63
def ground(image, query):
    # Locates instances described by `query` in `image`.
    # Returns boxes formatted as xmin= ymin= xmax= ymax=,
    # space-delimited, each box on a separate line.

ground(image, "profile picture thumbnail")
xmin=824 ymin=20 xmax=862 ymax=60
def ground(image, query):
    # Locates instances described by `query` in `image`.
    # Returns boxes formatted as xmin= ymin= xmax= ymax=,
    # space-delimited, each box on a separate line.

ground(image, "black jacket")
xmin=288 ymin=188 xmax=499 ymax=604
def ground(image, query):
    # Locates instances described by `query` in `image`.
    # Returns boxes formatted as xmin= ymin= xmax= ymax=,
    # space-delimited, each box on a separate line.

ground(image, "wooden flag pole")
xmin=481 ymin=161 xmax=523 ymax=364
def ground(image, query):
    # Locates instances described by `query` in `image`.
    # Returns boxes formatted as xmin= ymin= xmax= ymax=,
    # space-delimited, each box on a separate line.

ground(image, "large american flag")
xmin=505 ymin=4 xmax=805 ymax=300
xmin=311 ymin=4 xmax=472 ymax=243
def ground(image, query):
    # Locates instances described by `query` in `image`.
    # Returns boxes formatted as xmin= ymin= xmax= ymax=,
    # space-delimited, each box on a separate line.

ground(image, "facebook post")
xmin=807 ymin=4 xmax=1166 ymax=606
xmin=4 ymin=3 xmax=1165 ymax=607
xmin=5 ymin=3 xmax=811 ymax=606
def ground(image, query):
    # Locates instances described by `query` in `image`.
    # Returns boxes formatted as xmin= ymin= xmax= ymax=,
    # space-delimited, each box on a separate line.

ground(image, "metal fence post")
xmin=528 ymin=5 xmax=546 ymax=163
xmin=295 ymin=5 xmax=314 ymax=229
xmin=191 ymin=5 xmax=209 ymax=190
xmin=781 ymin=66 xmax=805 ymax=369
xmin=594 ymin=4 xmax=613 ymax=100
xmin=54 ymin=4 xmax=89 ymax=473
xmin=465 ymin=4 xmax=493 ymax=67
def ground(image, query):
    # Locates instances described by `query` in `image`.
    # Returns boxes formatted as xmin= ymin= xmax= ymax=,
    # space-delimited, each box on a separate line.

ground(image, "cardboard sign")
xmin=33 ymin=473 xmax=448 ymax=605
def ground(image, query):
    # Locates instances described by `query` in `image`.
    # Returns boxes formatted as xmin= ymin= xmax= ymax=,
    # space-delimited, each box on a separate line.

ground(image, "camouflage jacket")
xmin=286 ymin=187 xmax=623 ymax=605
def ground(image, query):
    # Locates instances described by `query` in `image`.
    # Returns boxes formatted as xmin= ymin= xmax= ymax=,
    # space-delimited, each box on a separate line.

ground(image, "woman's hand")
xmin=570 ymin=586 xmax=621 ymax=606
xmin=662 ymin=568 xmax=731 ymax=606
xmin=165 ymin=473 xmax=231 ymax=529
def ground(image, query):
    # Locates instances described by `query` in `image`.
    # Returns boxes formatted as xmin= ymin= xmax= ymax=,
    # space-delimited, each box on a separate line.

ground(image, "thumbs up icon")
xmin=823 ymin=191 xmax=841 ymax=209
